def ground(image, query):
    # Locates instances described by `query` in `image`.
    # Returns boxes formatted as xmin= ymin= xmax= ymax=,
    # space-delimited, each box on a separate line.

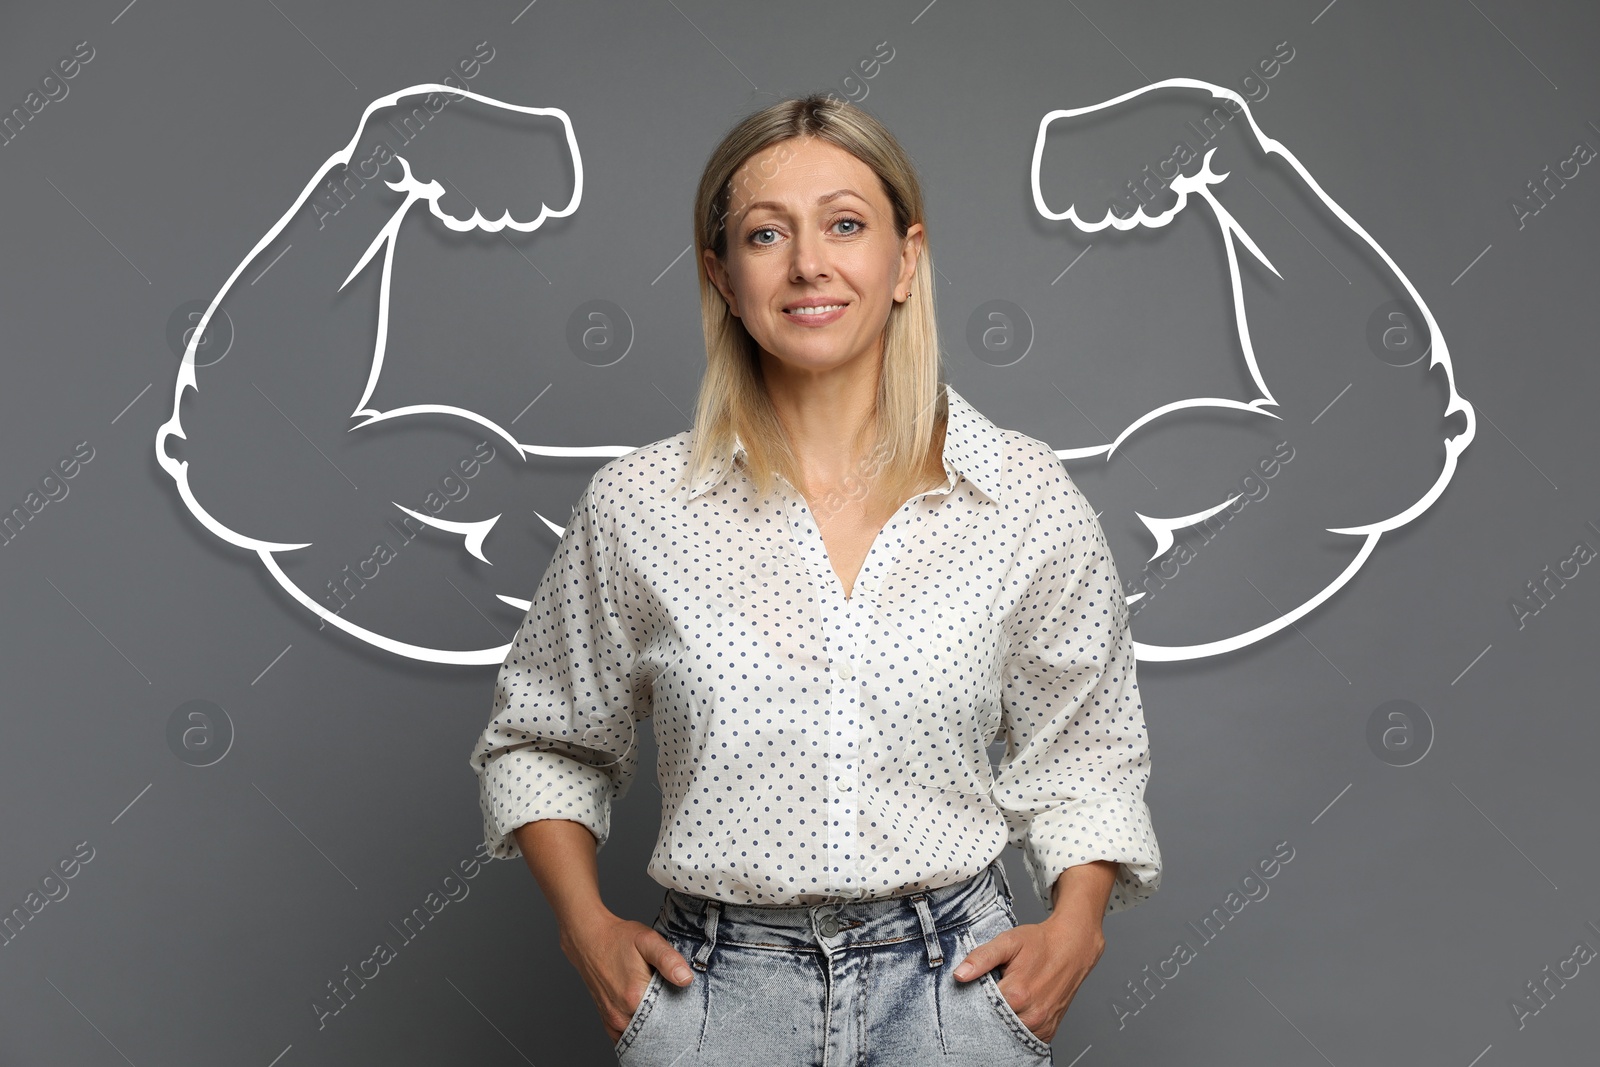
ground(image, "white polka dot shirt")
xmin=468 ymin=385 xmax=1162 ymax=915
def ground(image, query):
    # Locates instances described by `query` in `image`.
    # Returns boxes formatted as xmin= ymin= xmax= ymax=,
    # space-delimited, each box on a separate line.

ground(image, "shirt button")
xmin=818 ymin=914 xmax=840 ymax=937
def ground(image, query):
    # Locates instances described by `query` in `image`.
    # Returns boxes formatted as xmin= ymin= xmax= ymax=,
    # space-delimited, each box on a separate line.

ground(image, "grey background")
xmin=2 ymin=0 xmax=1597 ymax=1064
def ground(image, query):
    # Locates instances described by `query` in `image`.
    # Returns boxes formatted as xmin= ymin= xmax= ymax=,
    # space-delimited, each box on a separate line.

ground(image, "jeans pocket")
xmin=958 ymin=918 xmax=1053 ymax=1058
xmin=613 ymin=968 xmax=665 ymax=1059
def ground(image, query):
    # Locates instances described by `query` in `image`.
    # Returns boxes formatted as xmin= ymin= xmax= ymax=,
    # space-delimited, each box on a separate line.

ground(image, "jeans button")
xmin=818 ymin=913 xmax=840 ymax=937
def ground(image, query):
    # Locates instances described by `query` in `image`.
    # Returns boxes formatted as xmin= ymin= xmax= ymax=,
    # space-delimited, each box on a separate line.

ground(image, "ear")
xmin=896 ymin=222 xmax=925 ymax=298
xmin=702 ymin=248 xmax=740 ymax=317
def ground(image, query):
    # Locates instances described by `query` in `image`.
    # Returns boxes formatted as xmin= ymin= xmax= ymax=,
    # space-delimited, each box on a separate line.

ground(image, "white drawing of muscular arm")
xmin=1030 ymin=79 xmax=1476 ymax=659
xmin=153 ymin=85 xmax=631 ymax=664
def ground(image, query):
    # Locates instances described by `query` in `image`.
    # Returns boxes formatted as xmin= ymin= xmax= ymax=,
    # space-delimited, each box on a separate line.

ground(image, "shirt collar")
xmin=685 ymin=384 xmax=1005 ymax=504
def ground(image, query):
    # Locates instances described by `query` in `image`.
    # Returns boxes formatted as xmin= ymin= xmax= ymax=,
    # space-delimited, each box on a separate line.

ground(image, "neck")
xmin=759 ymin=353 xmax=883 ymax=491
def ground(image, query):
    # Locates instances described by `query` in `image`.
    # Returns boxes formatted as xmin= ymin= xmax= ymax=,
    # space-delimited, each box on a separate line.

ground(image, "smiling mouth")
xmin=783 ymin=303 xmax=849 ymax=317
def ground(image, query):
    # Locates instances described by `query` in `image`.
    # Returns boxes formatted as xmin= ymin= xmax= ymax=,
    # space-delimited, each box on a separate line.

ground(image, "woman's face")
xmin=703 ymin=136 xmax=923 ymax=381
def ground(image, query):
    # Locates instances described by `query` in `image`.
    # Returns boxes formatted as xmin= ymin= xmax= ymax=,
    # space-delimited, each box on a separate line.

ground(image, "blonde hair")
xmin=680 ymin=93 xmax=947 ymax=510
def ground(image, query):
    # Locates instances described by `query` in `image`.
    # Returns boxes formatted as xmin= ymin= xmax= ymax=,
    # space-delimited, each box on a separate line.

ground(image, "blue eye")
xmin=745 ymin=216 xmax=866 ymax=246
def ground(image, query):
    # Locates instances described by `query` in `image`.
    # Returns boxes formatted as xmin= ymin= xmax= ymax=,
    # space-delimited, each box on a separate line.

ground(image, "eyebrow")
xmin=738 ymin=189 xmax=868 ymax=218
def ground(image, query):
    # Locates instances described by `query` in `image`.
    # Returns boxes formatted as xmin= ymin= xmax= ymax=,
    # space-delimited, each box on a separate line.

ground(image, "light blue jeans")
xmin=614 ymin=856 xmax=1055 ymax=1065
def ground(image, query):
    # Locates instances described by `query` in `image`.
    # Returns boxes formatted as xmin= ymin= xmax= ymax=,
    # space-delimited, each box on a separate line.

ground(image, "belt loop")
xmin=691 ymin=900 xmax=721 ymax=971
xmin=990 ymin=855 xmax=1015 ymax=905
xmin=908 ymin=892 xmax=943 ymax=968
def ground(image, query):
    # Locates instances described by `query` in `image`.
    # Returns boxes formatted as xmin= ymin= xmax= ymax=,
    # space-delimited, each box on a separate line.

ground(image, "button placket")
xmin=828 ymin=583 xmax=857 ymax=895
xmin=787 ymin=489 xmax=862 ymax=898
xmin=790 ymin=474 xmax=950 ymax=898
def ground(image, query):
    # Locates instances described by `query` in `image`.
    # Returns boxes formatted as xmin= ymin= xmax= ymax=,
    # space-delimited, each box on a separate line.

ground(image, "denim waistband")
xmin=655 ymin=857 xmax=1016 ymax=969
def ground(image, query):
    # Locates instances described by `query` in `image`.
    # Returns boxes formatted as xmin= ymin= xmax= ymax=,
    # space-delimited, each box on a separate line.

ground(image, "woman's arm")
xmin=958 ymin=447 xmax=1162 ymax=1045
xmin=514 ymin=817 xmax=695 ymax=1045
xmin=990 ymin=450 xmax=1162 ymax=917
xmin=513 ymin=818 xmax=612 ymax=936
xmin=952 ymin=864 xmax=1118 ymax=1045
xmin=1048 ymin=859 xmax=1119 ymax=923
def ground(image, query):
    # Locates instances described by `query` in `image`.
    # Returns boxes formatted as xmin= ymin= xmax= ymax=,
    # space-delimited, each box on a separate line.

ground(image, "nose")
xmin=788 ymin=226 xmax=830 ymax=282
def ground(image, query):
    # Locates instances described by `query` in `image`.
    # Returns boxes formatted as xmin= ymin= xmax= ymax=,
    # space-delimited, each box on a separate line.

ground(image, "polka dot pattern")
xmin=468 ymin=385 xmax=1162 ymax=915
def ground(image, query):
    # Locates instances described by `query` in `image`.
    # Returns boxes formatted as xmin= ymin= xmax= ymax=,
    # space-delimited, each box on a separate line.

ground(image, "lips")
xmin=783 ymin=302 xmax=848 ymax=316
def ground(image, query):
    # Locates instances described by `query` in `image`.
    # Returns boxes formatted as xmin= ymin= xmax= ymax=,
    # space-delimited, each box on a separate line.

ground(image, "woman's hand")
xmin=952 ymin=910 xmax=1105 ymax=1044
xmin=952 ymin=861 xmax=1118 ymax=1044
xmin=560 ymin=912 xmax=697 ymax=1044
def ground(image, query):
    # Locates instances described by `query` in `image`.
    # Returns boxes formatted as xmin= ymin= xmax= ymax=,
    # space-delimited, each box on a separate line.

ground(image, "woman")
xmin=469 ymin=94 xmax=1162 ymax=1064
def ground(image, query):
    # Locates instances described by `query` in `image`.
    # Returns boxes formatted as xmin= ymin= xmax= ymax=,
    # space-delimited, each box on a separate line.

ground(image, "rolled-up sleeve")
xmin=993 ymin=456 xmax=1162 ymax=916
xmin=469 ymin=478 xmax=650 ymax=861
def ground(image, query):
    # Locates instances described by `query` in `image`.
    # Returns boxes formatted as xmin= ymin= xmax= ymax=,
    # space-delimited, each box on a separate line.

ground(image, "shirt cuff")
xmin=1016 ymin=797 xmax=1163 ymax=917
xmin=478 ymin=748 xmax=614 ymax=860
